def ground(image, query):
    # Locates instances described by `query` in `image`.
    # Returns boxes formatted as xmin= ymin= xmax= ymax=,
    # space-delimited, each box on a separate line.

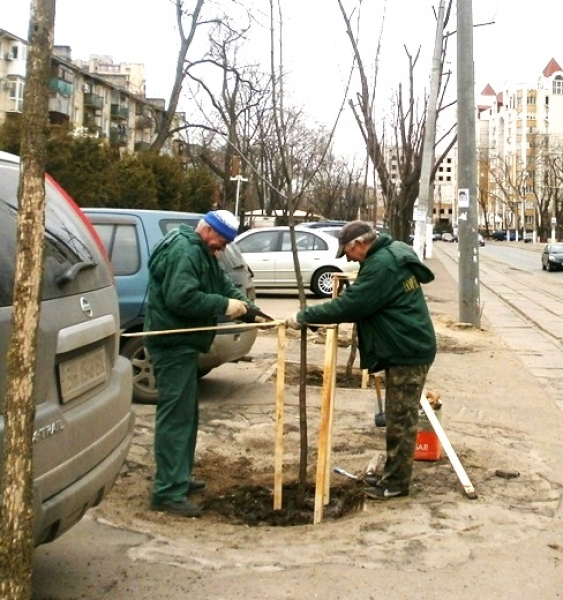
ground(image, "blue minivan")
xmin=83 ymin=208 xmax=258 ymax=404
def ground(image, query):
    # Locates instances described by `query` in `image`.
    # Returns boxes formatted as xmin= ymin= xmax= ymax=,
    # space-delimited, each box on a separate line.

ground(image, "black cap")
xmin=335 ymin=221 xmax=373 ymax=258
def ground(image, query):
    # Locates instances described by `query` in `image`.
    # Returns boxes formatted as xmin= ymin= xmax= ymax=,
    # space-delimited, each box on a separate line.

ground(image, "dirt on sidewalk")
xmin=90 ymin=255 xmax=563 ymax=598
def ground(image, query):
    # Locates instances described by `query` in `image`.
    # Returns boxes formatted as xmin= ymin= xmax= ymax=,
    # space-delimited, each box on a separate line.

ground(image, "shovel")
xmin=374 ymin=376 xmax=386 ymax=427
xmin=333 ymin=466 xmax=362 ymax=481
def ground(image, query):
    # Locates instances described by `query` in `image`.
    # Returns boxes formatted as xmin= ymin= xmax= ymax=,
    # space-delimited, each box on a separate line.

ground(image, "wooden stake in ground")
xmin=314 ymin=323 xmax=338 ymax=524
xmin=273 ymin=323 xmax=286 ymax=510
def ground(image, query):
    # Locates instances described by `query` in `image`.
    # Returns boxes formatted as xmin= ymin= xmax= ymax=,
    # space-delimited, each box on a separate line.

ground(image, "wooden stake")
xmin=323 ymin=324 xmax=338 ymax=504
xmin=314 ymin=324 xmax=338 ymax=524
xmin=322 ymin=275 xmax=341 ymax=503
xmin=273 ymin=324 xmax=286 ymax=510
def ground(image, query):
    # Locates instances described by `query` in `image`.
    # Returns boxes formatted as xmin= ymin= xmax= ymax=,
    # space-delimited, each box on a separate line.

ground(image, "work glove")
xmin=284 ymin=311 xmax=303 ymax=330
xmin=225 ymin=299 xmax=248 ymax=319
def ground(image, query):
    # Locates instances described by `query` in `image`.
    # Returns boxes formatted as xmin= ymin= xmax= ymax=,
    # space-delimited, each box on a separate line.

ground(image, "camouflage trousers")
xmin=380 ymin=364 xmax=430 ymax=492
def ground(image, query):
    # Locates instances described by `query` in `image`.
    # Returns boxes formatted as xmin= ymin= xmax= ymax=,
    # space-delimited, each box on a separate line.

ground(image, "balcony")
xmin=110 ymin=104 xmax=129 ymax=120
xmin=135 ymin=114 xmax=153 ymax=129
xmin=109 ymin=127 xmax=128 ymax=146
xmin=48 ymin=77 xmax=73 ymax=97
xmin=134 ymin=141 xmax=151 ymax=152
xmin=48 ymin=94 xmax=71 ymax=117
xmin=84 ymin=93 xmax=104 ymax=109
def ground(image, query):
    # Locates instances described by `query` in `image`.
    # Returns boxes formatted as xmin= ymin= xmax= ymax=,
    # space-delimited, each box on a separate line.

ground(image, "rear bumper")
xmin=33 ymin=357 xmax=135 ymax=546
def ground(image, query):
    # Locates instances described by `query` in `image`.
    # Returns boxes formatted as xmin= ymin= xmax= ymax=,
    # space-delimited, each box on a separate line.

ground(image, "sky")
xmin=4 ymin=0 xmax=563 ymax=159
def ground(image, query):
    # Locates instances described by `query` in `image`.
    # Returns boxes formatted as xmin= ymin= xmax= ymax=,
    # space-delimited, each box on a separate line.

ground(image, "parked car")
xmin=83 ymin=208 xmax=258 ymax=404
xmin=311 ymin=225 xmax=342 ymax=238
xmin=491 ymin=230 xmax=516 ymax=241
xmin=0 ymin=152 xmax=134 ymax=546
xmin=441 ymin=232 xmax=455 ymax=242
xmin=541 ymin=243 xmax=563 ymax=271
xmin=234 ymin=226 xmax=360 ymax=298
xmin=478 ymin=233 xmax=485 ymax=247
xmin=300 ymin=220 xmax=348 ymax=229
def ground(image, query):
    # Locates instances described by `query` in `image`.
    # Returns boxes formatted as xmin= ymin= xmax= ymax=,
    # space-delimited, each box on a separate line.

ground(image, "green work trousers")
xmin=149 ymin=345 xmax=199 ymax=504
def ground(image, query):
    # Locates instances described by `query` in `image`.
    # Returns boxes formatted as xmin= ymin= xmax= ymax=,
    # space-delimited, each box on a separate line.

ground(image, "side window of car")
xmin=286 ymin=231 xmax=328 ymax=252
xmin=94 ymin=223 xmax=140 ymax=276
xmin=239 ymin=231 xmax=278 ymax=253
xmin=281 ymin=231 xmax=317 ymax=251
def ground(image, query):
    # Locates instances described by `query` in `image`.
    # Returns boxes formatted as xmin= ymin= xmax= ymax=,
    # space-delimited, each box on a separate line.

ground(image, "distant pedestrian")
xmin=285 ymin=221 xmax=436 ymax=499
xmin=145 ymin=210 xmax=265 ymax=517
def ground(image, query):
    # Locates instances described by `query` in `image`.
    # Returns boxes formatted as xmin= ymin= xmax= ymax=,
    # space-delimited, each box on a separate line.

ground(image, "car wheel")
xmin=121 ymin=336 xmax=158 ymax=404
xmin=547 ymin=262 xmax=553 ymax=272
xmin=311 ymin=267 xmax=340 ymax=298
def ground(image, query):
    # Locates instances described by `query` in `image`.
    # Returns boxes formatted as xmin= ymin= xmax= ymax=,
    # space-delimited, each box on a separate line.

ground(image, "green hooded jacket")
xmin=144 ymin=224 xmax=256 ymax=351
xmin=298 ymin=234 xmax=436 ymax=373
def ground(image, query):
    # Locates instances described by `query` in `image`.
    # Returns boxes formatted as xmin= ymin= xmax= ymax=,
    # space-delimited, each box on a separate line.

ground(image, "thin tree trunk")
xmin=0 ymin=1 xmax=55 ymax=597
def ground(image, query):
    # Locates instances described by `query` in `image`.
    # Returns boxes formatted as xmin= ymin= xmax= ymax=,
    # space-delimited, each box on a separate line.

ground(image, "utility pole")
xmin=414 ymin=0 xmax=445 ymax=261
xmin=230 ymin=155 xmax=248 ymax=220
xmin=457 ymin=0 xmax=480 ymax=327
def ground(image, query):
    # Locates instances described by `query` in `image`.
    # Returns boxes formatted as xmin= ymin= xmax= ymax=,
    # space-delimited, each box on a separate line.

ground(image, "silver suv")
xmin=0 ymin=152 xmax=135 ymax=546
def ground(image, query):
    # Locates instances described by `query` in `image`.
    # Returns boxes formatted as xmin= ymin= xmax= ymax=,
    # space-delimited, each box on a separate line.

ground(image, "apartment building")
xmin=0 ymin=28 xmax=184 ymax=156
xmin=477 ymin=58 xmax=563 ymax=235
xmin=382 ymin=145 xmax=458 ymax=231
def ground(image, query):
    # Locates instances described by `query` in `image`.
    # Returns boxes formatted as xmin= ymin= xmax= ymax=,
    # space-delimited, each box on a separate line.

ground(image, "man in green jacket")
xmin=145 ymin=209 xmax=263 ymax=517
xmin=285 ymin=220 xmax=436 ymax=500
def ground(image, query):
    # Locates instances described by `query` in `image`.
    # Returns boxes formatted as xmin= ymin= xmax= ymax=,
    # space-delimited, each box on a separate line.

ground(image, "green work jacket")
xmin=298 ymin=234 xmax=437 ymax=373
xmin=144 ymin=224 xmax=256 ymax=352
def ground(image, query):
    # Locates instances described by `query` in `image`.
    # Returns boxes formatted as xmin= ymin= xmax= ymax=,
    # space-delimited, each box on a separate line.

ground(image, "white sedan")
xmin=234 ymin=226 xmax=359 ymax=298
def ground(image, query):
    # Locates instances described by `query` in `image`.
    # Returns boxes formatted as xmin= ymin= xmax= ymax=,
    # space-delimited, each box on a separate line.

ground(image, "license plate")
xmin=59 ymin=346 xmax=108 ymax=403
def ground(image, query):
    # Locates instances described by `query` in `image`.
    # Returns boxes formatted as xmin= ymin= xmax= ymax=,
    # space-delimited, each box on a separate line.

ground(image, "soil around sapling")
xmin=200 ymin=481 xmax=365 ymax=526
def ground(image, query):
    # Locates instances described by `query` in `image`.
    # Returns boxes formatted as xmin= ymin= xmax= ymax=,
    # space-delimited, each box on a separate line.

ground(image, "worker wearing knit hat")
xmin=203 ymin=209 xmax=239 ymax=242
xmin=144 ymin=205 xmax=265 ymax=519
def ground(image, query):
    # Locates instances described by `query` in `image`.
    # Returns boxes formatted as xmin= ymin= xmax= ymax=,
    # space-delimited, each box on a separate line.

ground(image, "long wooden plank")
xmin=420 ymin=396 xmax=478 ymax=499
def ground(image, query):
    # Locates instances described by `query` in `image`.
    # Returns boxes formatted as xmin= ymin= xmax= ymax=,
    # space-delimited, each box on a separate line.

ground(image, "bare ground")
xmin=90 ymin=299 xmax=562 ymax=591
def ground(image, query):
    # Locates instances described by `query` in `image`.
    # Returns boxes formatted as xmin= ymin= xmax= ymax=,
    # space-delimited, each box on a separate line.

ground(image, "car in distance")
xmin=83 ymin=208 xmax=258 ymax=404
xmin=234 ymin=226 xmax=360 ymax=298
xmin=491 ymin=230 xmax=516 ymax=241
xmin=0 ymin=152 xmax=134 ymax=546
xmin=541 ymin=243 xmax=563 ymax=271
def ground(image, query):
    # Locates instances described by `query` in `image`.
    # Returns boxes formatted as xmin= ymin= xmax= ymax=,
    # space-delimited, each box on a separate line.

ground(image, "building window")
xmin=553 ymin=76 xmax=563 ymax=95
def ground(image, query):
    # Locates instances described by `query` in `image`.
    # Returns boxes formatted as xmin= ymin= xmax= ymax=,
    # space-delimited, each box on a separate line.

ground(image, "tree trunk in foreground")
xmin=0 ymin=1 xmax=55 ymax=598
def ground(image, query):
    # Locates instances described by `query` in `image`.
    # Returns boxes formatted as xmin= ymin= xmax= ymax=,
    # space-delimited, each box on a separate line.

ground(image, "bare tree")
xmin=0 ymin=1 xmax=55 ymax=597
xmin=150 ymin=0 xmax=206 ymax=153
xmin=338 ymin=0 xmax=456 ymax=242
